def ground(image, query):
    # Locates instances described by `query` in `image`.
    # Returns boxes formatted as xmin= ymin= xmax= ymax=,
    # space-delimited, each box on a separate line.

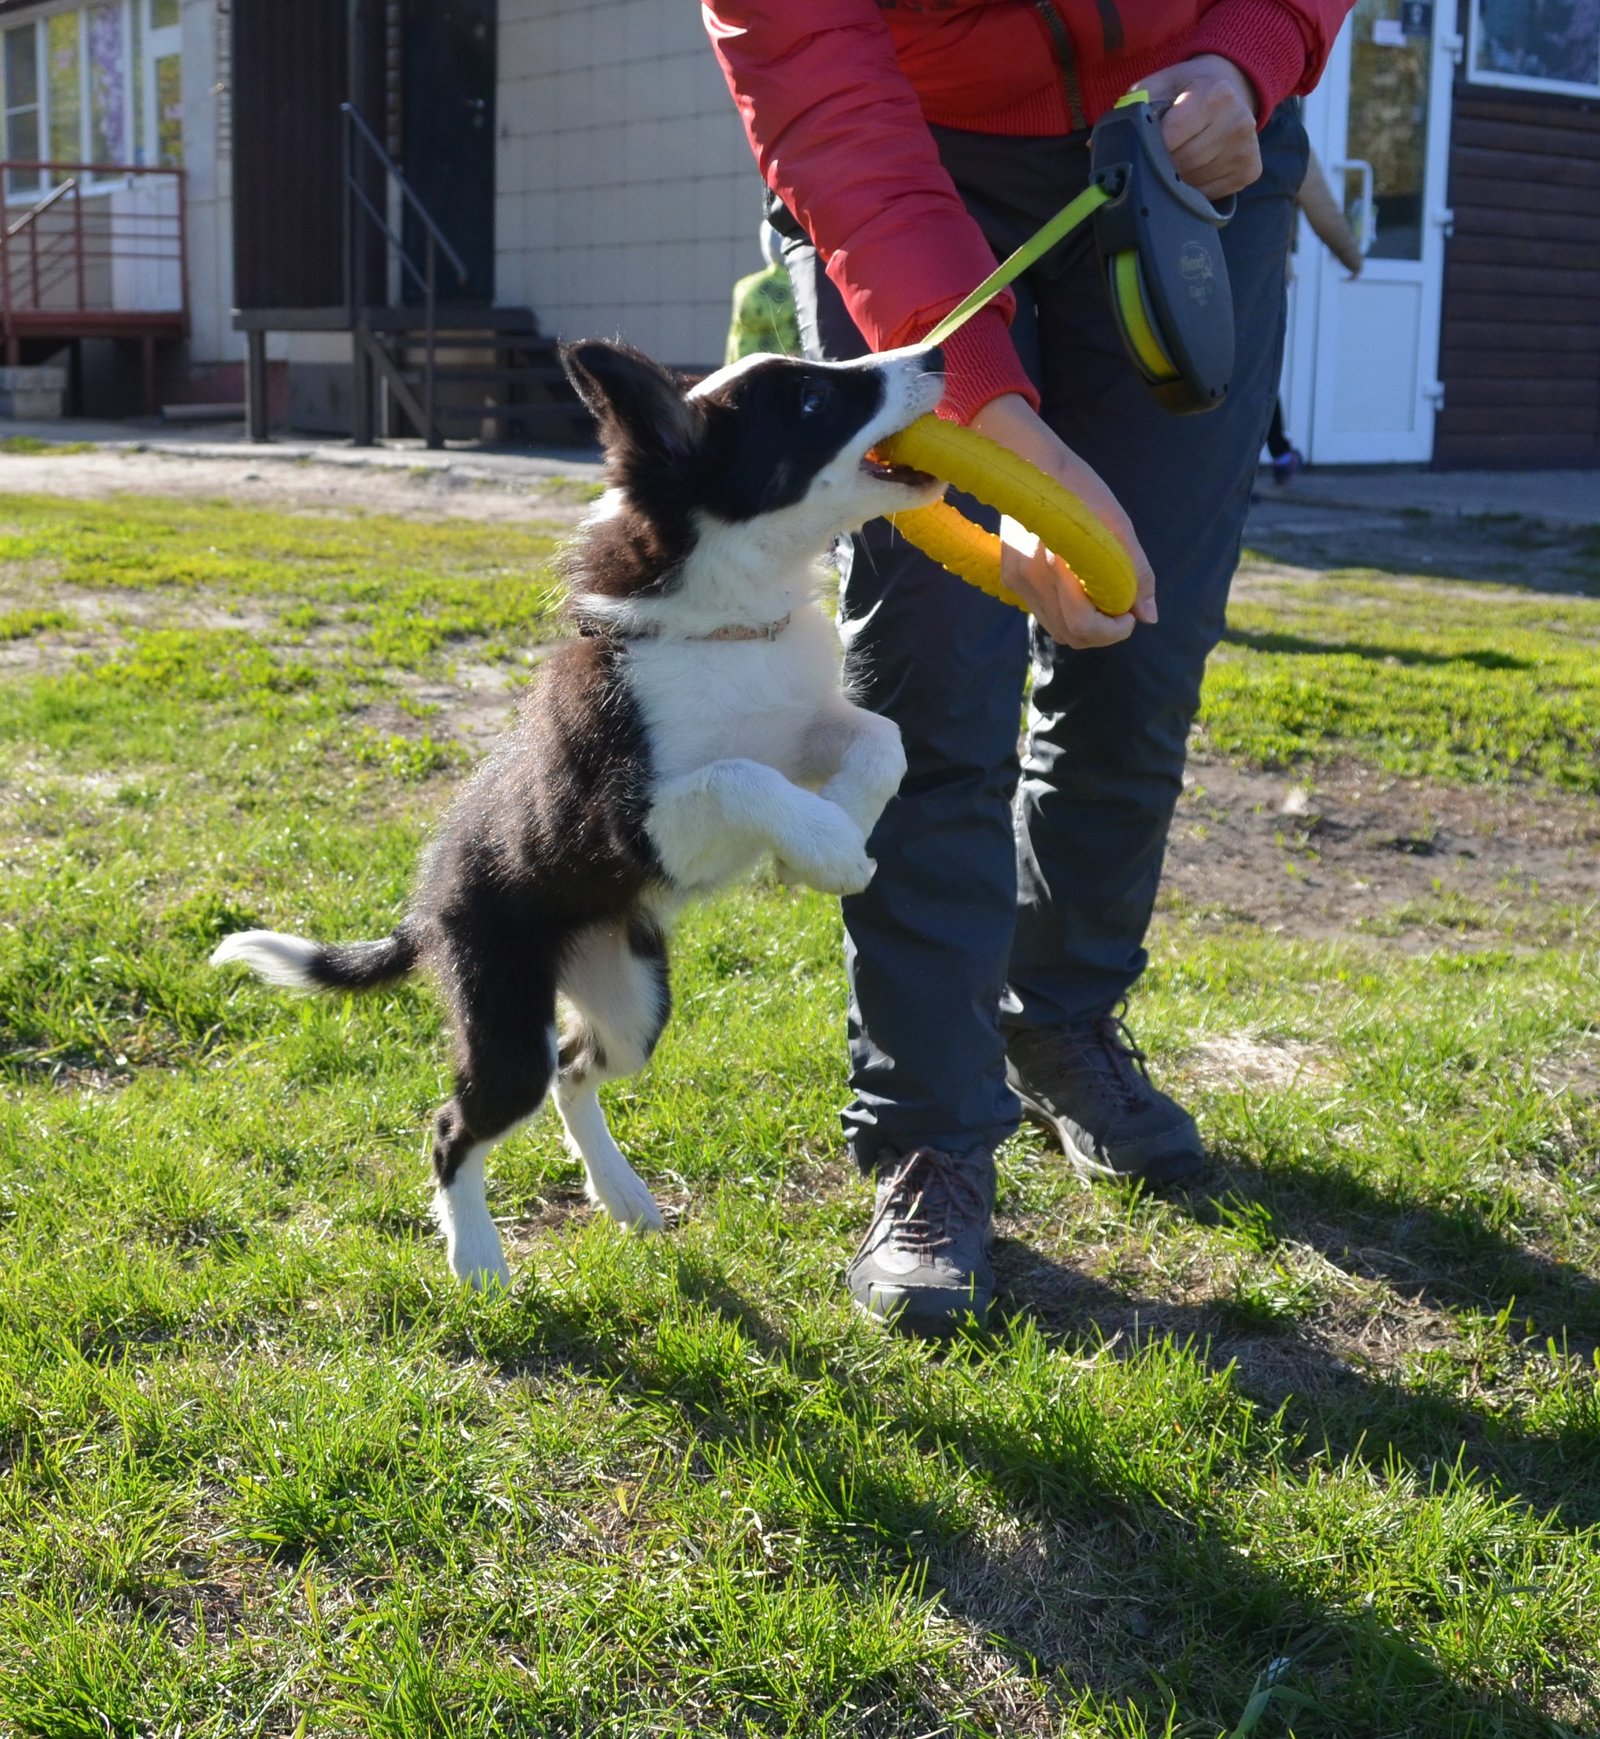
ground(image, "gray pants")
xmin=783 ymin=107 xmax=1309 ymax=1171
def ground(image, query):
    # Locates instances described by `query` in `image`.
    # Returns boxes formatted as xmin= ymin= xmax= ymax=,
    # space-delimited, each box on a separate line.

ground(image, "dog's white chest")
xmin=626 ymin=605 xmax=843 ymax=784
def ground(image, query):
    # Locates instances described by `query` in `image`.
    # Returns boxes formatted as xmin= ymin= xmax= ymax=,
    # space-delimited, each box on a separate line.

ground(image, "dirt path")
xmin=1244 ymin=492 xmax=1600 ymax=595
xmin=0 ymin=444 xmax=601 ymax=526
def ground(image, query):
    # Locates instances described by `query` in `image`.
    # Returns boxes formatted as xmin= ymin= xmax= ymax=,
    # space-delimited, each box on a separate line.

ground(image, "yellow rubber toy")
xmin=876 ymin=416 xmax=1138 ymax=618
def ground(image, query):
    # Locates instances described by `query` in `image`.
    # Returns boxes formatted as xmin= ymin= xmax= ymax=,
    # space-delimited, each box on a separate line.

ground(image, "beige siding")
xmin=496 ymin=0 xmax=760 ymax=369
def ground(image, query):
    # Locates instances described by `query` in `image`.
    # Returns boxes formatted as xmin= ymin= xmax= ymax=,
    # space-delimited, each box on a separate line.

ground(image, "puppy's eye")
xmin=799 ymin=384 xmax=830 ymax=417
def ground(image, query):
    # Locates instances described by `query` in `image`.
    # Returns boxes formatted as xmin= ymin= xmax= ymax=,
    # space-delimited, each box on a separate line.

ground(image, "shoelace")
xmin=861 ymin=1148 xmax=990 ymax=1258
xmin=1049 ymin=1006 xmax=1152 ymax=1114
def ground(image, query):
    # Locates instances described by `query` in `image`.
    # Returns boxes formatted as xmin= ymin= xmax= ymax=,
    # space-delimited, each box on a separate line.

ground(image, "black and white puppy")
xmin=212 ymin=339 xmax=945 ymax=1287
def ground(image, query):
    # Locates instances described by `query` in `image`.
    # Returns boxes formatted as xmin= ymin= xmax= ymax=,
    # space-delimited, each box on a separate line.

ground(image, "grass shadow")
xmin=473 ymin=1249 xmax=1567 ymax=1736
xmin=1243 ymin=498 xmax=1600 ymax=598
xmin=1046 ymin=1145 xmax=1600 ymax=1538
xmin=1219 ymin=627 xmax=1534 ymax=671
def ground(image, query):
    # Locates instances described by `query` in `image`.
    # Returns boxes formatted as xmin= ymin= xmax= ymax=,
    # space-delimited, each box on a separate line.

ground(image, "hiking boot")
xmin=1005 ymin=1010 xmax=1205 ymax=1186
xmin=846 ymin=1146 xmax=996 ymax=1334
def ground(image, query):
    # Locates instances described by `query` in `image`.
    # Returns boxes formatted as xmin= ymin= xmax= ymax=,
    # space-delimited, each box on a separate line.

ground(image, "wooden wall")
xmin=1435 ymin=84 xmax=1600 ymax=468
xmin=231 ymin=0 xmax=388 ymax=312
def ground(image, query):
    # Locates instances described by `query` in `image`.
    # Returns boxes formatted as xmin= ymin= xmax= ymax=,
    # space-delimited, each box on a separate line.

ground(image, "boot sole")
xmin=849 ymin=1285 xmax=992 ymax=1335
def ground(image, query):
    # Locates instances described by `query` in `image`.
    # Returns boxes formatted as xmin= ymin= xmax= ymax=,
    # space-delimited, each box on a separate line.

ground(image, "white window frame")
xmin=2 ymin=20 xmax=44 ymax=194
xmin=1466 ymin=0 xmax=1600 ymax=98
xmin=0 ymin=0 xmax=180 ymax=193
xmin=141 ymin=0 xmax=181 ymax=169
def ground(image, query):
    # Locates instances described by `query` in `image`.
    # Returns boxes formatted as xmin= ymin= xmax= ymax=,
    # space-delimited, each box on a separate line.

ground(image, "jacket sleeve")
xmin=704 ymin=0 xmax=1037 ymax=424
xmin=1182 ymin=0 xmax=1357 ymax=119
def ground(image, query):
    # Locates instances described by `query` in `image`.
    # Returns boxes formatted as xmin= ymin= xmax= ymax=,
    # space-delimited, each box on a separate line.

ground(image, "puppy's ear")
xmin=562 ymin=341 xmax=699 ymax=465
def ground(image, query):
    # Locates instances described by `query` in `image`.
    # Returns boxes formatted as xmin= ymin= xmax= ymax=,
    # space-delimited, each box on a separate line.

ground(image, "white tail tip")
xmin=210 ymin=929 xmax=323 ymax=990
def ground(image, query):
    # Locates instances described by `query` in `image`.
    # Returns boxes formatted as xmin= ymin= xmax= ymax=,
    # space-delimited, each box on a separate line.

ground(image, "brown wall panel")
xmin=1436 ymin=431 xmax=1595 ymax=464
xmin=1445 ymin=377 xmax=1598 ymax=407
xmin=1435 ymin=78 xmax=1600 ymax=469
xmin=232 ymin=0 xmax=386 ymax=311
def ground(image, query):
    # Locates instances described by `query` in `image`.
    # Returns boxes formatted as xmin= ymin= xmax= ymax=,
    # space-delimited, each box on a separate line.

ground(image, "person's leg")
xmin=1005 ymin=106 xmax=1307 ymax=1038
xmin=1266 ymin=398 xmax=1287 ymax=459
xmin=784 ymin=239 xmax=1031 ymax=1175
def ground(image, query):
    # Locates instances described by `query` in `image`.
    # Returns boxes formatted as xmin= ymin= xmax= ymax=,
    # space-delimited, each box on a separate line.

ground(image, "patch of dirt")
xmin=0 ymin=444 xmax=600 ymax=526
xmin=1163 ymin=757 xmax=1600 ymax=947
xmin=0 ymin=580 xmax=337 ymax=679
xmin=1244 ymin=496 xmax=1600 ymax=596
xmin=388 ymin=660 xmax=532 ymax=753
xmin=1183 ymin=1031 xmax=1332 ymax=1091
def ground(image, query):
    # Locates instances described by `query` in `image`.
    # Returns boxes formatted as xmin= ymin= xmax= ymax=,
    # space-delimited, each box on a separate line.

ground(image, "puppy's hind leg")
xmin=431 ymin=958 xmax=561 ymax=1289
xmin=554 ymin=918 xmax=670 ymax=1232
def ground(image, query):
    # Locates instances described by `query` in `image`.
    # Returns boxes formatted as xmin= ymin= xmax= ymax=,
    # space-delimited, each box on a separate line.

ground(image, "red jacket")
xmin=706 ymin=0 xmax=1350 ymax=421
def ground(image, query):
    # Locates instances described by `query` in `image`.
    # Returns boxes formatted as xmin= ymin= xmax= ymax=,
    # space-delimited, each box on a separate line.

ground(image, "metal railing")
xmin=0 ymin=162 xmax=186 ymax=364
xmin=341 ymin=102 xmax=467 ymax=446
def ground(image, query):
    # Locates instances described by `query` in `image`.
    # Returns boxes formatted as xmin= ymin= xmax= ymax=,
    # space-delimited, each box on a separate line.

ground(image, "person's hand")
xmin=967 ymin=393 xmax=1156 ymax=648
xmin=1139 ymin=54 xmax=1262 ymax=202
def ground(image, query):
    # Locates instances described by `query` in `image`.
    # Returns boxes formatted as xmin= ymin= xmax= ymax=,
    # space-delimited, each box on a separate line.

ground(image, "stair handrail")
xmin=340 ymin=102 xmax=467 ymax=447
xmin=1 ymin=177 xmax=81 ymax=328
xmin=4 ymin=174 xmax=77 ymax=239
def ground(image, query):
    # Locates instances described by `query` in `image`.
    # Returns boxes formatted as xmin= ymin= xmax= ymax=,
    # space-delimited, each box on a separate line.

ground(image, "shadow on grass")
xmin=1241 ymin=501 xmax=1600 ymax=598
xmin=999 ymin=1226 xmax=1600 ymax=1540
xmin=1176 ymin=1149 xmax=1600 ymax=1353
xmin=471 ymin=1246 xmax=1569 ymax=1738
xmin=1132 ymin=1150 xmax=1600 ymax=1533
xmin=1219 ymin=627 xmax=1534 ymax=671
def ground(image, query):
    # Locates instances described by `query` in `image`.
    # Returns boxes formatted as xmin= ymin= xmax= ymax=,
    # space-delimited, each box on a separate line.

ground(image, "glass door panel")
xmin=1345 ymin=0 xmax=1435 ymax=260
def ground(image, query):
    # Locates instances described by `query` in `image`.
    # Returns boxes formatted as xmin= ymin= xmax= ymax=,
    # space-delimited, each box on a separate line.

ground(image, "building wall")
xmin=494 ymin=0 xmax=760 ymax=370
xmin=1435 ymin=83 xmax=1600 ymax=468
xmin=180 ymin=0 xmax=239 ymax=365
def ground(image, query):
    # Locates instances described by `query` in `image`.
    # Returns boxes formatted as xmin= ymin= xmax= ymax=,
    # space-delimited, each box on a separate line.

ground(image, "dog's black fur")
xmin=213 ymin=338 xmax=942 ymax=1283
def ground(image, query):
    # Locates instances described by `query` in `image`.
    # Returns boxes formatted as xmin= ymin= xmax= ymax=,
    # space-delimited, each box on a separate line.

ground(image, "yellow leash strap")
xmin=921 ymin=183 xmax=1110 ymax=349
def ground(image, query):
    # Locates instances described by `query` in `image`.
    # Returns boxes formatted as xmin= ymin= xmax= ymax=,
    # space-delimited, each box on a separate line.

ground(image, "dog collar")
xmin=578 ymin=613 xmax=791 ymax=643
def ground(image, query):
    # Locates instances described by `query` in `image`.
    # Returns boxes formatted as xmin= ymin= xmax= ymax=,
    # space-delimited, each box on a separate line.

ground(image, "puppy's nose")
xmin=920 ymin=344 xmax=944 ymax=377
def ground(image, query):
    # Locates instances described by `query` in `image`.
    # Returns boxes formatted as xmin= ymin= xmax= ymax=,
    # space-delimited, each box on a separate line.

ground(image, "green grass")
xmin=1201 ymin=576 xmax=1600 ymax=789
xmin=1 ymin=493 xmax=1597 ymax=1735
xmin=0 ymin=435 xmax=96 ymax=456
xmin=0 ymin=606 xmax=74 ymax=640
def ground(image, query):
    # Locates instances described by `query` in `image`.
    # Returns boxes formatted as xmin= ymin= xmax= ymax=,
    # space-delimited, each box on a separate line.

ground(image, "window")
xmin=88 ymin=3 xmax=128 ymax=163
xmin=0 ymin=0 xmax=181 ymax=190
xmin=1469 ymin=0 xmax=1600 ymax=96
xmin=143 ymin=0 xmax=182 ymax=168
xmin=153 ymin=48 xmax=180 ymax=165
xmin=3 ymin=25 xmax=40 ymax=193
xmin=1346 ymin=0 xmax=1433 ymax=260
xmin=46 ymin=12 xmax=82 ymax=163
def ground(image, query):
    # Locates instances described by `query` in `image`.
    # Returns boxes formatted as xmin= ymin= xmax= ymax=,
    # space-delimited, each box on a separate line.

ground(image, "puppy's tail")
xmin=211 ymin=924 xmax=420 ymax=993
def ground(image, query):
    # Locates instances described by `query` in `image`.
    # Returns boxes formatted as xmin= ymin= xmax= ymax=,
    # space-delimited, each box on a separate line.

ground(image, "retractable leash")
xmin=874 ymin=91 xmax=1236 ymax=617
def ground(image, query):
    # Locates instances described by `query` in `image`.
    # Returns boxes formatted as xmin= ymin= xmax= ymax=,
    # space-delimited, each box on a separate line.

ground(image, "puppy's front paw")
xmin=805 ymin=846 xmax=876 ymax=896
xmin=785 ymin=804 xmax=874 ymax=895
xmin=773 ymin=852 xmax=872 ymax=893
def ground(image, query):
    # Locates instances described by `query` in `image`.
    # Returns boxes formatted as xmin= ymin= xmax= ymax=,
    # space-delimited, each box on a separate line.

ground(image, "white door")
xmin=1281 ymin=0 xmax=1459 ymax=463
